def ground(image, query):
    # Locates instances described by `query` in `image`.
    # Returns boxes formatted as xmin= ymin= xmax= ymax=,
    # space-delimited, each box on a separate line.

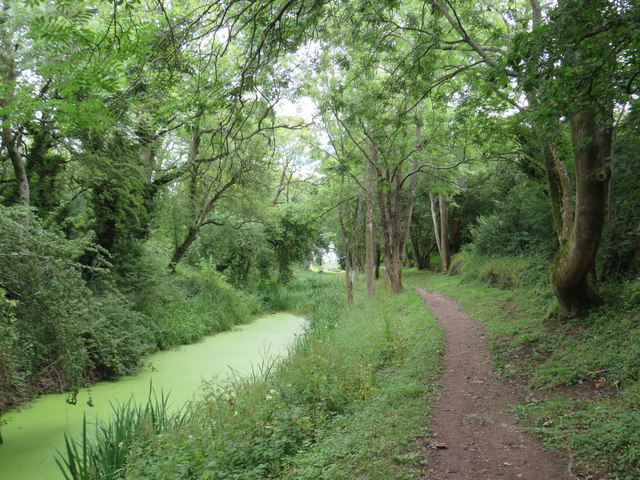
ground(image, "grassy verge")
xmin=62 ymin=274 xmax=445 ymax=480
xmin=278 ymin=286 xmax=443 ymax=480
xmin=409 ymin=263 xmax=640 ymax=479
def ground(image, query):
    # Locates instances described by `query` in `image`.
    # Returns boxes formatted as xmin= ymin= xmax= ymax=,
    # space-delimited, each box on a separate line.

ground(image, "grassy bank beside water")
xmin=410 ymin=255 xmax=640 ymax=479
xmin=59 ymin=272 xmax=444 ymax=480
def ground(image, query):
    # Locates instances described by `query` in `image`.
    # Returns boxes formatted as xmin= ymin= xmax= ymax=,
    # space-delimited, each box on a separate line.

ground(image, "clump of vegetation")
xmin=449 ymin=250 xmax=551 ymax=291
xmin=0 ymin=206 xmax=152 ymax=410
xmin=60 ymin=275 xmax=443 ymax=480
xmin=0 ymin=207 xmax=271 ymax=414
xmin=133 ymin=251 xmax=264 ymax=349
xmin=56 ymin=388 xmax=188 ymax=480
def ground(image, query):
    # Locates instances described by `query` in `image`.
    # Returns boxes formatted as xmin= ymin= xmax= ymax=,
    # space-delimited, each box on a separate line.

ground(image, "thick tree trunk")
xmin=551 ymin=107 xmax=611 ymax=317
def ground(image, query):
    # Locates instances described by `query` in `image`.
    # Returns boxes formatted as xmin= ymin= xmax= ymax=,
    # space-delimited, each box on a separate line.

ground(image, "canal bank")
xmin=0 ymin=313 xmax=305 ymax=480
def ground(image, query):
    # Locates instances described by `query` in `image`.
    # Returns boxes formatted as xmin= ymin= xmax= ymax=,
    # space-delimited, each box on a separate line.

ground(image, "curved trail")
xmin=414 ymin=285 xmax=573 ymax=479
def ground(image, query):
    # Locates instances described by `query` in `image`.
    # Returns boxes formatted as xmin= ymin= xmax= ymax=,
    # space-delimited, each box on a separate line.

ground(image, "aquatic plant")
xmin=56 ymin=386 xmax=187 ymax=480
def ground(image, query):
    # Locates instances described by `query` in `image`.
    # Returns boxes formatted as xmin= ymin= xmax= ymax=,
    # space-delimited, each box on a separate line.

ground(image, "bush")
xmin=469 ymin=181 xmax=556 ymax=258
xmin=133 ymin=251 xmax=264 ymax=349
xmin=0 ymin=205 xmax=152 ymax=410
xmin=450 ymin=250 xmax=551 ymax=291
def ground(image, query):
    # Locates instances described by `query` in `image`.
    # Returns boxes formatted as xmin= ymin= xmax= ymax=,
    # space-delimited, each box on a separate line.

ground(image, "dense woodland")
xmin=1 ymin=0 xmax=639 ymax=474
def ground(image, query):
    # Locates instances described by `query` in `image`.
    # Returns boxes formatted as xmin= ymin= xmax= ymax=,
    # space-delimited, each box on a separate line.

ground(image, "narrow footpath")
xmin=414 ymin=285 xmax=574 ymax=480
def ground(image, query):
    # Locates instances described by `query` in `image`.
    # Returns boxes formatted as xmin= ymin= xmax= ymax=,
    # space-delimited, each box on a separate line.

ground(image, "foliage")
xmin=266 ymin=203 xmax=318 ymax=283
xmin=467 ymin=166 xmax=556 ymax=258
xmin=133 ymin=245 xmax=264 ymax=350
xmin=598 ymin=134 xmax=640 ymax=280
xmin=449 ymin=251 xmax=551 ymax=291
xmin=56 ymin=388 xmax=188 ymax=480
xmin=0 ymin=289 xmax=21 ymax=411
xmin=0 ymin=205 xmax=151 ymax=409
xmin=279 ymin=289 xmax=444 ymax=480
xmin=117 ymin=275 xmax=444 ymax=480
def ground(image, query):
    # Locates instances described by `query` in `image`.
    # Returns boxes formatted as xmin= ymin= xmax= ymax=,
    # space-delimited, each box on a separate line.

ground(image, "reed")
xmin=56 ymin=386 xmax=187 ymax=480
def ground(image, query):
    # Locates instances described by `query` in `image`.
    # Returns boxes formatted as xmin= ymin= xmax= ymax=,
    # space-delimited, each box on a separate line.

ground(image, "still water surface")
xmin=0 ymin=313 xmax=305 ymax=480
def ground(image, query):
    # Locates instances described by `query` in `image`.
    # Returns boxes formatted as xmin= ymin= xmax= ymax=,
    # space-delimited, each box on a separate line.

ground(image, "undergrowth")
xmin=134 ymin=257 xmax=264 ymax=349
xmin=63 ymin=274 xmax=444 ymax=479
xmin=412 ymin=255 xmax=640 ymax=479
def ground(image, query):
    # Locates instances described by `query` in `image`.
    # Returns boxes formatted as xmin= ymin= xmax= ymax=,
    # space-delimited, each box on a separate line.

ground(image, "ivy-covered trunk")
xmin=551 ymin=106 xmax=612 ymax=317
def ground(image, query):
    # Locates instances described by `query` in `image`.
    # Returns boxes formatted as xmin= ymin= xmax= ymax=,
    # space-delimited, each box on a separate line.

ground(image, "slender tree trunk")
xmin=0 ymin=2 xmax=29 ymax=205
xmin=439 ymin=193 xmax=449 ymax=272
xmin=2 ymin=132 xmax=29 ymax=205
xmin=365 ymin=143 xmax=377 ymax=297
xmin=429 ymin=192 xmax=448 ymax=272
xmin=339 ymin=186 xmax=363 ymax=304
xmin=168 ymin=226 xmax=199 ymax=273
xmin=429 ymin=192 xmax=441 ymax=256
xmin=377 ymin=181 xmax=406 ymax=292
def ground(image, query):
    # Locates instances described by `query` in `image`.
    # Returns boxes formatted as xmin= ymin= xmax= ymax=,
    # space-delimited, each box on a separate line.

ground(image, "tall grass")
xmin=121 ymin=274 xmax=444 ymax=480
xmin=55 ymin=386 xmax=188 ymax=480
xmin=134 ymin=261 xmax=264 ymax=349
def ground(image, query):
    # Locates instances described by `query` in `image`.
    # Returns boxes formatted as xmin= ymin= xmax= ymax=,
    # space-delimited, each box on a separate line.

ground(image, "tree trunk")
xmin=339 ymin=187 xmax=363 ymax=304
xmin=169 ymin=226 xmax=199 ymax=273
xmin=375 ymin=123 xmax=421 ymax=293
xmin=410 ymin=219 xmax=435 ymax=270
xmin=439 ymin=193 xmax=449 ymax=272
xmin=551 ymin=106 xmax=611 ymax=317
xmin=365 ymin=143 xmax=377 ymax=297
xmin=430 ymin=192 xmax=450 ymax=272
xmin=2 ymin=131 xmax=29 ymax=205
xmin=0 ymin=2 xmax=29 ymax=205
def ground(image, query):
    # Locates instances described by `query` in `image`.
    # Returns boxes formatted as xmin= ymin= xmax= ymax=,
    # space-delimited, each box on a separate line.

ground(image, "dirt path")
xmin=413 ymin=285 xmax=573 ymax=480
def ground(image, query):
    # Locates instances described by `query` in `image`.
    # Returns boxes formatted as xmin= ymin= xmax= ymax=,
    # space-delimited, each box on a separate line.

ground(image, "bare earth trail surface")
xmin=413 ymin=285 xmax=573 ymax=480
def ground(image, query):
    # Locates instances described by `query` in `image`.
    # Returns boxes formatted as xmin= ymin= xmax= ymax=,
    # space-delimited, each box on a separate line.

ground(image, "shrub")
xmin=0 ymin=205 xmax=152 ymax=409
xmin=469 ymin=181 xmax=556 ymax=259
xmin=450 ymin=250 xmax=551 ymax=291
xmin=133 ymin=252 xmax=264 ymax=349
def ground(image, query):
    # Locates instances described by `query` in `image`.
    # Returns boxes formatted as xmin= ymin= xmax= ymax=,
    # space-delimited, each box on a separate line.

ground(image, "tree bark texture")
xmin=0 ymin=2 xmax=29 ymax=205
xmin=430 ymin=192 xmax=449 ymax=272
xmin=551 ymin=106 xmax=612 ymax=317
xmin=439 ymin=193 xmax=450 ymax=273
xmin=339 ymin=188 xmax=363 ymax=303
xmin=431 ymin=0 xmax=613 ymax=317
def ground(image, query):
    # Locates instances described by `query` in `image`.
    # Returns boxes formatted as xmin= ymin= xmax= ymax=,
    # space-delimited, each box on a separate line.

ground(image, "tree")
xmin=421 ymin=0 xmax=638 ymax=316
